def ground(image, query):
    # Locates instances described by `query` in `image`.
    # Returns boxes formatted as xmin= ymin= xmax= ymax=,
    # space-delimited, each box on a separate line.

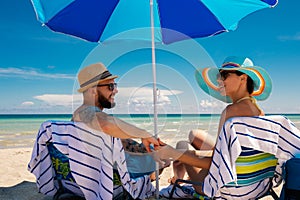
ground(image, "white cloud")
xmin=21 ymin=101 xmax=34 ymax=106
xmin=34 ymin=94 xmax=82 ymax=106
xmin=200 ymin=99 xmax=225 ymax=109
xmin=0 ymin=67 xmax=75 ymax=79
xmin=47 ymin=65 xmax=56 ymax=69
xmin=30 ymin=87 xmax=185 ymax=114
xmin=158 ymin=95 xmax=171 ymax=105
xmin=118 ymin=86 xmax=182 ymax=106
xmin=278 ymin=32 xmax=300 ymax=41
xmin=115 ymin=86 xmax=184 ymax=113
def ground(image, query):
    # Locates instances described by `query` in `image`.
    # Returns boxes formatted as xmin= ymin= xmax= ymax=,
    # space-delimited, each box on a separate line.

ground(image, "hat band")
xmin=80 ymin=70 xmax=112 ymax=88
xmin=222 ymin=62 xmax=241 ymax=68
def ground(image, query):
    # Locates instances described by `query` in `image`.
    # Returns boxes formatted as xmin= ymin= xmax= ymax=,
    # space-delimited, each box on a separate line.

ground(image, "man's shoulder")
xmin=73 ymin=105 xmax=103 ymax=123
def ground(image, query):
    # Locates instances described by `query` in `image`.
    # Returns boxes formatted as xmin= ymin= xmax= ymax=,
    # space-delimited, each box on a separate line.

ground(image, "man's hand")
xmin=141 ymin=136 xmax=160 ymax=152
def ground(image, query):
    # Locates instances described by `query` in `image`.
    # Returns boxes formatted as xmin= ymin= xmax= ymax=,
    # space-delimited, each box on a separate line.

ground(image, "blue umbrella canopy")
xmin=31 ymin=0 xmax=278 ymax=44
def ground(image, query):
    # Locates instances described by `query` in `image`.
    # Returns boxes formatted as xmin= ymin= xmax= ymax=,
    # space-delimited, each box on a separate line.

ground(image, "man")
xmin=72 ymin=62 xmax=160 ymax=152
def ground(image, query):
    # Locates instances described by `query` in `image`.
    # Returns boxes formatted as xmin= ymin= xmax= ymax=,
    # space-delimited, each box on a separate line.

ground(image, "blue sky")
xmin=0 ymin=1 xmax=300 ymax=114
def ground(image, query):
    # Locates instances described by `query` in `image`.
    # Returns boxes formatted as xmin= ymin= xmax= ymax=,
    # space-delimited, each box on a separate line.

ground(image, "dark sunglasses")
xmin=97 ymin=83 xmax=117 ymax=91
xmin=217 ymin=70 xmax=244 ymax=81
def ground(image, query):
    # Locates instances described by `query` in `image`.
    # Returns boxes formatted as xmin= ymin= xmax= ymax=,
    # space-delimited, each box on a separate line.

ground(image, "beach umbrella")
xmin=30 ymin=0 xmax=278 ymax=133
xmin=30 ymin=0 xmax=278 ymax=196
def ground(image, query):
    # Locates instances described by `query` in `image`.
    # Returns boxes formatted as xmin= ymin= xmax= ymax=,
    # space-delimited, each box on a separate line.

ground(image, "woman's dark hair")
xmin=235 ymin=71 xmax=254 ymax=94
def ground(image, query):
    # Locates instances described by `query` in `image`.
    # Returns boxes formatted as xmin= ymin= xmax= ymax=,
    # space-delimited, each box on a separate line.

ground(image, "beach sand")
xmin=0 ymin=148 xmax=51 ymax=200
xmin=0 ymin=148 xmax=281 ymax=200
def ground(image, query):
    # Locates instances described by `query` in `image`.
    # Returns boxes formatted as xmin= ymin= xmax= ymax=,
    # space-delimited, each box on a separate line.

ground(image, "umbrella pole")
xmin=150 ymin=0 xmax=160 ymax=199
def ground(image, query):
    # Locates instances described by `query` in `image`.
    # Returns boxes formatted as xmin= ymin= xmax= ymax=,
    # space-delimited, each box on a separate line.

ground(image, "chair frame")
xmin=169 ymin=177 xmax=279 ymax=199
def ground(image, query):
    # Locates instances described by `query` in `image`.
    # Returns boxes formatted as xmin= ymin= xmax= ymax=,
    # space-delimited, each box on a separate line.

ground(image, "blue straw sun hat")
xmin=195 ymin=56 xmax=272 ymax=103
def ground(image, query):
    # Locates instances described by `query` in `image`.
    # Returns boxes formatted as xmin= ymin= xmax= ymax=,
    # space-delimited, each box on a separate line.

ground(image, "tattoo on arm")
xmin=78 ymin=106 xmax=101 ymax=123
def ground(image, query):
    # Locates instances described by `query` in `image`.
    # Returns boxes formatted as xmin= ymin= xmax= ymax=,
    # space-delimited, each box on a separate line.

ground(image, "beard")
xmin=97 ymin=91 xmax=116 ymax=109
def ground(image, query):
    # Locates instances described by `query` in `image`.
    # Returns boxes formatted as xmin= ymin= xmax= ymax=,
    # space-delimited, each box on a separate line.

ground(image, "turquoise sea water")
xmin=1 ymin=114 xmax=300 ymax=149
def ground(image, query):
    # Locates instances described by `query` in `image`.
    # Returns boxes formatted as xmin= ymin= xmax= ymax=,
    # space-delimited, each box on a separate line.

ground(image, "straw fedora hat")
xmin=195 ymin=56 xmax=272 ymax=103
xmin=77 ymin=63 xmax=118 ymax=93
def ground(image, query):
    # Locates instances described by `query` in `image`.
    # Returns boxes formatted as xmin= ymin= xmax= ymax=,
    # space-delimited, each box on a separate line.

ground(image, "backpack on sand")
xmin=280 ymin=158 xmax=300 ymax=200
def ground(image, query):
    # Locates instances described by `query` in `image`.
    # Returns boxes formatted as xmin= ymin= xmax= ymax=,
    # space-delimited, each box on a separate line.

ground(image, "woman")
xmin=157 ymin=56 xmax=272 ymax=198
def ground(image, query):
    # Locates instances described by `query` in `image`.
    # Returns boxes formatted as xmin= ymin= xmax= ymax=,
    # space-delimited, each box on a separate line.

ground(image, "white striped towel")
xmin=203 ymin=115 xmax=300 ymax=199
xmin=27 ymin=120 xmax=155 ymax=200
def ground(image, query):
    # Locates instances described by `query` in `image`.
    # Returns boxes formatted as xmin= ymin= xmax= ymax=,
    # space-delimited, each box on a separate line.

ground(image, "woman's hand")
xmin=153 ymin=144 xmax=183 ymax=161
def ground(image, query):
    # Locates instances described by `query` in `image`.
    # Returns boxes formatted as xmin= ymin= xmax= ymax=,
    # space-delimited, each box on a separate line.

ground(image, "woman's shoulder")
xmin=224 ymin=101 xmax=261 ymax=117
xmin=224 ymin=103 xmax=239 ymax=113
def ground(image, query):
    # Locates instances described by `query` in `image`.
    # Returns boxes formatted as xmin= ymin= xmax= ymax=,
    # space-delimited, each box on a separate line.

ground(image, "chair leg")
xmin=267 ymin=177 xmax=279 ymax=200
xmin=53 ymin=180 xmax=64 ymax=200
xmin=53 ymin=180 xmax=86 ymax=200
xmin=257 ymin=179 xmax=279 ymax=200
xmin=170 ymin=179 xmax=186 ymax=199
xmin=169 ymin=179 xmax=203 ymax=199
xmin=269 ymin=188 xmax=279 ymax=200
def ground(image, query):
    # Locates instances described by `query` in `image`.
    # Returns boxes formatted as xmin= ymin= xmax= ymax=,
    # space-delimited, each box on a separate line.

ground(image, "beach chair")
xmin=46 ymin=141 xmax=133 ymax=200
xmin=169 ymin=147 xmax=279 ymax=199
xmin=28 ymin=120 xmax=155 ymax=200
xmin=46 ymin=142 xmax=83 ymax=200
xmin=167 ymin=115 xmax=300 ymax=199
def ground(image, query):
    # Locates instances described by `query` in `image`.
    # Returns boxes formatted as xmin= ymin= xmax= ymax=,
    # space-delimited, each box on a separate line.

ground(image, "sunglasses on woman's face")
xmin=97 ymin=83 xmax=117 ymax=91
xmin=217 ymin=70 xmax=242 ymax=81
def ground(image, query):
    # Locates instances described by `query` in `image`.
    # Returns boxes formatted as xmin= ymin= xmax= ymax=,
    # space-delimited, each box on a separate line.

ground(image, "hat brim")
xmin=77 ymin=75 xmax=118 ymax=93
xmin=195 ymin=66 xmax=272 ymax=103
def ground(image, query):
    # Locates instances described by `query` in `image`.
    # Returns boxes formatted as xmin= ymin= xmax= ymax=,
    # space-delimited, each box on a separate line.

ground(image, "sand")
xmin=0 ymin=148 xmax=281 ymax=200
xmin=0 ymin=147 xmax=172 ymax=200
xmin=0 ymin=148 xmax=51 ymax=200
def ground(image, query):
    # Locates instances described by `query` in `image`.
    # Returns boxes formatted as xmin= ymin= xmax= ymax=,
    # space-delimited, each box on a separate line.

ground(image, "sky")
xmin=0 ymin=0 xmax=300 ymax=115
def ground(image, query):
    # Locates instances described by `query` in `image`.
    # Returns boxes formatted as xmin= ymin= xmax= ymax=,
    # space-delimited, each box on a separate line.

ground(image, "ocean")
xmin=1 ymin=114 xmax=300 ymax=149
